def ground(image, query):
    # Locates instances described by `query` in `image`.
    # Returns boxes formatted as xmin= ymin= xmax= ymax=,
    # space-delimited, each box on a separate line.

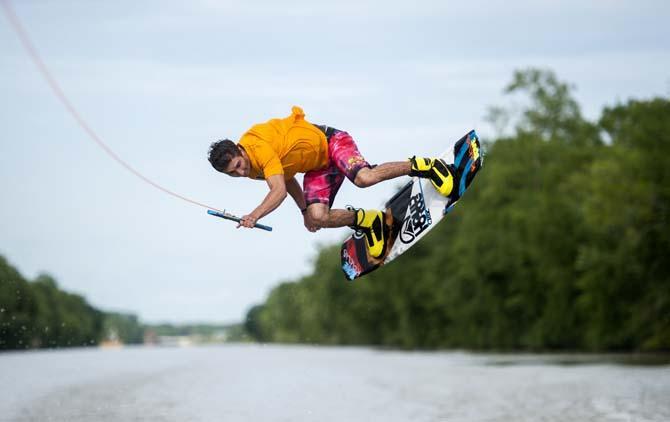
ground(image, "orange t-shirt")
xmin=238 ymin=106 xmax=329 ymax=180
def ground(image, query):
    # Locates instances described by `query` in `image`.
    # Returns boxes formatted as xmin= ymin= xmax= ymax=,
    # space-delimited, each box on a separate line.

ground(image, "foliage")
xmin=147 ymin=323 xmax=231 ymax=337
xmin=576 ymin=98 xmax=670 ymax=350
xmin=0 ymin=258 xmax=104 ymax=350
xmin=103 ymin=312 xmax=144 ymax=344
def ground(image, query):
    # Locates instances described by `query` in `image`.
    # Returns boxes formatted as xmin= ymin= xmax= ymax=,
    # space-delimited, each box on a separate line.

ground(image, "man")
xmin=208 ymin=106 xmax=460 ymax=258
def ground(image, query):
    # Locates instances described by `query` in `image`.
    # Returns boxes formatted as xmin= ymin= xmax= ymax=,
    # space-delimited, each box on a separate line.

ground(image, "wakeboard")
xmin=341 ymin=130 xmax=483 ymax=280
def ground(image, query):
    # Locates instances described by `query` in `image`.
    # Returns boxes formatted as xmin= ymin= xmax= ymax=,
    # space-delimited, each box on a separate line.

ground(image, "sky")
xmin=1 ymin=0 xmax=669 ymax=324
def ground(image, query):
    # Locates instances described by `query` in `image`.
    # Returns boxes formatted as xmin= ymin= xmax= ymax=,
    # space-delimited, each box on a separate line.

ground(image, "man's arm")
xmin=238 ymin=174 xmax=287 ymax=228
xmin=285 ymin=176 xmax=307 ymax=212
xmin=286 ymin=176 xmax=321 ymax=232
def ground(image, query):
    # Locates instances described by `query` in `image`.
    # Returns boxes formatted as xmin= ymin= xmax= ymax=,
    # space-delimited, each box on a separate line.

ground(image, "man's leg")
xmin=354 ymin=158 xmax=458 ymax=199
xmin=327 ymin=129 xmax=459 ymax=199
xmin=353 ymin=162 xmax=411 ymax=188
xmin=306 ymin=203 xmax=386 ymax=258
xmin=306 ymin=203 xmax=354 ymax=229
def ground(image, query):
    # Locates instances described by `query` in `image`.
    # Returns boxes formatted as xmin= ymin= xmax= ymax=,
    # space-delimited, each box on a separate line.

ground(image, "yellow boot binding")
xmin=409 ymin=156 xmax=459 ymax=200
xmin=350 ymin=208 xmax=387 ymax=259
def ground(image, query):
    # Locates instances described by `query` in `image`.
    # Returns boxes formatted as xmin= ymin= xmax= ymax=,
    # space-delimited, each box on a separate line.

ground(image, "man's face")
xmin=224 ymin=155 xmax=250 ymax=178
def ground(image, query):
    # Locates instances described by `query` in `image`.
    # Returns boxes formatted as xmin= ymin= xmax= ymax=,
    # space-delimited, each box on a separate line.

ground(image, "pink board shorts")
xmin=303 ymin=130 xmax=371 ymax=207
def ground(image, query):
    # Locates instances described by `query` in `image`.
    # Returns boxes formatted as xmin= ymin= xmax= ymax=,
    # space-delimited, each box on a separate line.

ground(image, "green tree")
xmin=0 ymin=256 xmax=35 ymax=349
xmin=577 ymin=98 xmax=670 ymax=350
xmin=103 ymin=312 xmax=144 ymax=344
xmin=1 ymin=257 xmax=105 ymax=350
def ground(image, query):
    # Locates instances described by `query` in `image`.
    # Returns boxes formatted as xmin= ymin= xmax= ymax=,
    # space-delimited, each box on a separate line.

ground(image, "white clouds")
xmin=5 ymin=56 xmax=379 ymax=102
xmin=197 ymin=0 xmax=450 ymax=18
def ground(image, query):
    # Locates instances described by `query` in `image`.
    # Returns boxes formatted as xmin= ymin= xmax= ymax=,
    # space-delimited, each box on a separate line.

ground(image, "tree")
xmin=577 ymin=98 xmax=670 ymax=350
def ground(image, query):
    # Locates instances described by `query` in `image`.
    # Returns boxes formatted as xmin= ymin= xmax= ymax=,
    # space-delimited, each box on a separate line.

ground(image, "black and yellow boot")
xmin=349 ymin=207 xmax=387 ymax=259
xmin=409 ymin=156 xmax=459 ymax=201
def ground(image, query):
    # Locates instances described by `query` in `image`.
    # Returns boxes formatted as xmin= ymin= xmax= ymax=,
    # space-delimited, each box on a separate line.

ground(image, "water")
xmin=1 ymin=345 xmax=669 ymax=422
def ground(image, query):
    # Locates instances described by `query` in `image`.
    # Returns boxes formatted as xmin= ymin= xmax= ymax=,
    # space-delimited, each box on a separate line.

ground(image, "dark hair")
xmin=208 ymin=139 xmax=241 ymax=173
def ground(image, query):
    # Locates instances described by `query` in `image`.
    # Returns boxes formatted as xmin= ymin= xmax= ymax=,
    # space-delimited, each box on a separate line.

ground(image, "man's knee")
xmin=307 ymin=206 xmax=330 ymax=228
xmin=353 ymin=168 xmax=375 ymax=188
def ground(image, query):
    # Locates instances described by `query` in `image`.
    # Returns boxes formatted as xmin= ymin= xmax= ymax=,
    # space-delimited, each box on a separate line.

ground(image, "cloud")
xmin=18 ymin=58 xmax=378 ymax=102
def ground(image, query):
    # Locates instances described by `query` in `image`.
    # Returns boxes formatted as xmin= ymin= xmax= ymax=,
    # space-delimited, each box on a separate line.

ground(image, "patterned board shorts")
xmin=303 ymin=129 xmax=371 ymax=207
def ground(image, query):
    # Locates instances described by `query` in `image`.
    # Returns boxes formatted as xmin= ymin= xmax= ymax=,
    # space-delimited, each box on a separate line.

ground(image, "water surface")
xmin=1 ymin=345 xmax=669 ymax=421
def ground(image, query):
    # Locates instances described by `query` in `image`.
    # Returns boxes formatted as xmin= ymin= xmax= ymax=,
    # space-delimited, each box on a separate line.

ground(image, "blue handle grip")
xmin=207 ymin=210 xmax=273 ymax=232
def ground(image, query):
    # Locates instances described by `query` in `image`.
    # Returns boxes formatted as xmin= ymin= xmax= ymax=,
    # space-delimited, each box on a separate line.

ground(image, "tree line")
xmin=0 ymin=255 xmax=244 ymax=350
xmin=0 ymin=255 xmax=105 ymax=349
xmin=245 ymin=69 xmax=670 ymax=352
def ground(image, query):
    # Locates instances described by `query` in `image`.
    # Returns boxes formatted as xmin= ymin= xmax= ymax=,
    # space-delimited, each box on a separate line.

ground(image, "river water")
xmin=1 ymin=344 xmax=669 ymax=422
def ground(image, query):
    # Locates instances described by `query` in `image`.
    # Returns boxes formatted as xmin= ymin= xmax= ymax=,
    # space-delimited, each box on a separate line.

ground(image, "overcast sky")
xmin=1 ymin=0 xmax=668 ymax=324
